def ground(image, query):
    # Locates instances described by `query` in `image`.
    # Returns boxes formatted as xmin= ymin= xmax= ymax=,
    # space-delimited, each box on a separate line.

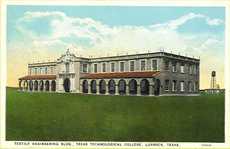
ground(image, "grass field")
xmin=6 ymin=87 xmax=224 ymax=142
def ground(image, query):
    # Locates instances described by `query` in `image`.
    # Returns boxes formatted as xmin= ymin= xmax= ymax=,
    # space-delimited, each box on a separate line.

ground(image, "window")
xmin=189 ymin=65 xmax=193 ymax=74
xmin=172 ymin=62 xmax=177 ymax=72
xmin=83 ymin=64 xmax=88 ymax=73
xmin=165 ymin=80 xmax=169 ymax=91
xmin=94 ymin=64 xmax=97 ymax=73
xmin=120 ymin=62 xmax=125 ymax=72
xmin=111 ymin=63 xmax=115 ymax=72
xmin=35 ymin=68 xmax=37 ymax=75
xmin=130 ymin=61 xmax=135 ymax=71
xmin=45 ymin=67 xmax=48 ymax=74
xmin=141 ymin=60 xmax=146 ymax=71
xmin=180 ymin=63 xmax=185 ymax=73
xmin=102 ymin=63 xmax=106 ymax=72
xmin=180 ymin=81 xmax=185 ymax=92
xmin=65 ymin=63 xmax=70 ymax=73
xmin=164 ymin=60 xmax=169 ymax=70
xmin=152 ymin=60 xmax=157 ymax=70
xmin=172 ymin=80 xmax=177 ymax=91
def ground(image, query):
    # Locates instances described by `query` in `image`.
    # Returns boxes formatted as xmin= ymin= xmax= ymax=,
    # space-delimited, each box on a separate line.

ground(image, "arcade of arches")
xmin=81 ymin=78 xmax=157 ymax=96
xmin=19 ymin=80 xmax=56 ymax=92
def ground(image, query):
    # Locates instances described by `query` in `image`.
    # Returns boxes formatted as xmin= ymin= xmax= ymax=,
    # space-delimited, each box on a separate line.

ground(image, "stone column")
xmin=149 ymin=84 xmax=154 ymax=96
xmin=137 ymin=83 xmax=141 ymax=95
xmin=126 ymin=85 xmax=129 ymax=95
xmin=49 ymin=80 xmax=52 ymax=92
xmin=96 ymin=82 xmax=100 ymax=95
xmin=32 ymin=80 xmax=35 ymax=92
xmin=115 ymin=85 xmax=119 ymax=95
xmin=88 ymin=83 xmax=91 ymax=94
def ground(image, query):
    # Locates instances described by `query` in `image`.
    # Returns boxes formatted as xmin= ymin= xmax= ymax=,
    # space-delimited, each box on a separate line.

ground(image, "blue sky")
xmin=7 ymin=5 xmax=225 ymax=88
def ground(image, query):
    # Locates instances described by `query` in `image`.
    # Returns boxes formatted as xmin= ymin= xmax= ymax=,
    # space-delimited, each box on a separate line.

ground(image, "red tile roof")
xmin=19 ymin=75 xmax=56 ymax=80
xmin=81 ymin=71 xmax=160 ymax=79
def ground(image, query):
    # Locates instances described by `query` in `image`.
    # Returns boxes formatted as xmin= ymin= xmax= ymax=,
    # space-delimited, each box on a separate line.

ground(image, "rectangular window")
xmin=35 ymin=68 xmax=37 ymax=75
xmin=152 ymin=60 xmax=157 ymax=70
xmin=66 ymin=63 xmax=70 ymax=73
xmin=120 ymin=62 xmax=125 ymax=72
xmin=45 ymin=67 xmax=48 ymax=74
xmin=141 ymin=60 xmax=146 ymax=71
xmin=172 ymin=62 xmax=177 ymax=72
xmin=111 ymin=63 xmax=115 ymax=72
xmin=94 ymin=64 xmax=97 ymax=73
xmin=102 ymin=63 xmax=106 ymax=72
xmin=83 ymin=64 xmax=88 ymax=73
xmin=130 ymin=61 xmax=135 ymax=71
xmin=180 ymin=81 xmax=184 ymax=92
xmin=165 ymin=80 xmax=169 ymax=91
xmin=164 ymin=60 xmax=169 ymax=70
xmin=172 ymin=80 xmax=177 ymax=91
xmin=180 ymin=63 xmax=185 ymax=73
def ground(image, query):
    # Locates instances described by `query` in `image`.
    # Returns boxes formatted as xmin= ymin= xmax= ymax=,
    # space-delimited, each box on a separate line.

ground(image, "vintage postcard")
xmin=0 ymin=0 xmax=229 ymax=148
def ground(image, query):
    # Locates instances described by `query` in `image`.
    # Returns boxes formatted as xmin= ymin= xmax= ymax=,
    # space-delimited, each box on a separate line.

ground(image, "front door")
xmin=154 ymin=79 xmax=160 ymax=96
xmin=63 ymin=78 xmax=70 ymax=92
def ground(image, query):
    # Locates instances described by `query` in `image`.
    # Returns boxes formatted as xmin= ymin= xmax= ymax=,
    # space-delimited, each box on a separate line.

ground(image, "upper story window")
xmin=152 ymin=60 xmax=157 ymax=70
xmin=141 ymin=60 xmax=146 ymax=71
xmin=35 ymin=68 xmax=37 ymax=75
xmin=164 ymin=60 xmax=169 ymax=70
xmin=165 ymin=80 xmax=169 ymax=91
xmin=94 ymin=64 xmax=98 ymax=73
xmin=172 ymin=62 xmax=177 ymax=72
xmin=130 ymin=61 xmax=135 ymax=71
xmin=110 ymin=63 xmax=115 ymax=72
xmin=189 ymin=65 xmax=193 ymax=74
xmin=83 ymin=64 xmax=88 ymax=73
xmin=102 ymin=63 xmax=106 ymax=72
xmin=180 ymin=81 xmax=185 ymax=92
xmin=45 ymin=67 xmax=48 ymax=74
xmin=180 ymin=63 xmax=185 ymax=73
xmin=120 ymin=62 xmax=125 ymax=72
xmin=65 ymin=63 xmax=70 ymax=73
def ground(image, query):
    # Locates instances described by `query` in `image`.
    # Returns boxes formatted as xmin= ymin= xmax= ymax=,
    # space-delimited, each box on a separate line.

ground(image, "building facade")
xmin=19 ymin=50 xmax=200 ymax=96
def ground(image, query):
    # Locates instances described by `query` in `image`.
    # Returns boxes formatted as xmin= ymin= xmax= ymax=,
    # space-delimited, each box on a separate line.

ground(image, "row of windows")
xmin=82 ymin=59 xmax=158 ymax=73
xmin=164 ymin=80 xmax=199 ymax=92
xmin=165 ymin=60 xmax=198 ymax=74
xmin=29 ymin=67 xmax=55 ymax=75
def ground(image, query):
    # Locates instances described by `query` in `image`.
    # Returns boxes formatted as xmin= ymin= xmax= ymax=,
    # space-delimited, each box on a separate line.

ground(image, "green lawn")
xmin=6 ymin=87 xmax=224 ymax=142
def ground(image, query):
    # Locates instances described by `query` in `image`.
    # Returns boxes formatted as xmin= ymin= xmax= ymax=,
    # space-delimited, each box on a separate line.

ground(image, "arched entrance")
xmin=29 ymin=80 xmax=33 ymax=91
xmin=108 ymin=79 xmax=116 ymax=94
xmin=45 ymin=80 xmax=49 ymax=91
xmin=90 ymin=80 xmax=97 ymax=93
xmin=99 ymin=80 xmax=106 ymax=94
xmin=51 ymin=80 xmax=56 ymax=92
xmin=34 ymin=80 xmax=38 ymax=91
xmin=129 ymin=79 xmax=137 ymax=95
xmin=63 ymin=78 xmax=70 ymax=92
xmin=118 ymin=79 xmax=126 ymax=95
xmin=82 ymin=80 xmax=88 ymax=93
xmin=154 ymin=79 xmax=161 ymax=96
xmin=140 ymin=79 xmax=149 ymax=95
xmin=39 ymin=80 xmax=44 ymax=91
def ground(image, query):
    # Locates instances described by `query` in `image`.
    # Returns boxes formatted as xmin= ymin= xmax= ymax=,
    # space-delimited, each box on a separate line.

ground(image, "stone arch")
xmin=23 ymin=80 xmax=28 ymax=90
xmin=63 ymin=78 xmax=70 ymax=92
xmin=129 ymin=79 xmax=137 ymax=95
xmin=39 ymin=80 xmax=44 ymax=91
xmin=108 ymin=79 xmax=116 ymax=94
xmin=34 ymin=80 xmax=38 ymax=91
xmin=118 ymin=79 xmax=126 ymax=95
xmin=19 ymin=80 xmax=22 ymax=90
xmin=29 ymin=80 xmax=33 ymax=91
xmin=45 ymin=80 xmax=50 ymax=91
xmin=51 ymin=80 xmax=56 ymax=92
xmin=99 ymin=80 xmax=106 ymax=94
xmin=140 ymin=79 xmax=150 ymax=95
xmin=90 ymin=80 xmax=97 ymax=94
xmin=82 ymin=80 xmax=88 ymax=93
